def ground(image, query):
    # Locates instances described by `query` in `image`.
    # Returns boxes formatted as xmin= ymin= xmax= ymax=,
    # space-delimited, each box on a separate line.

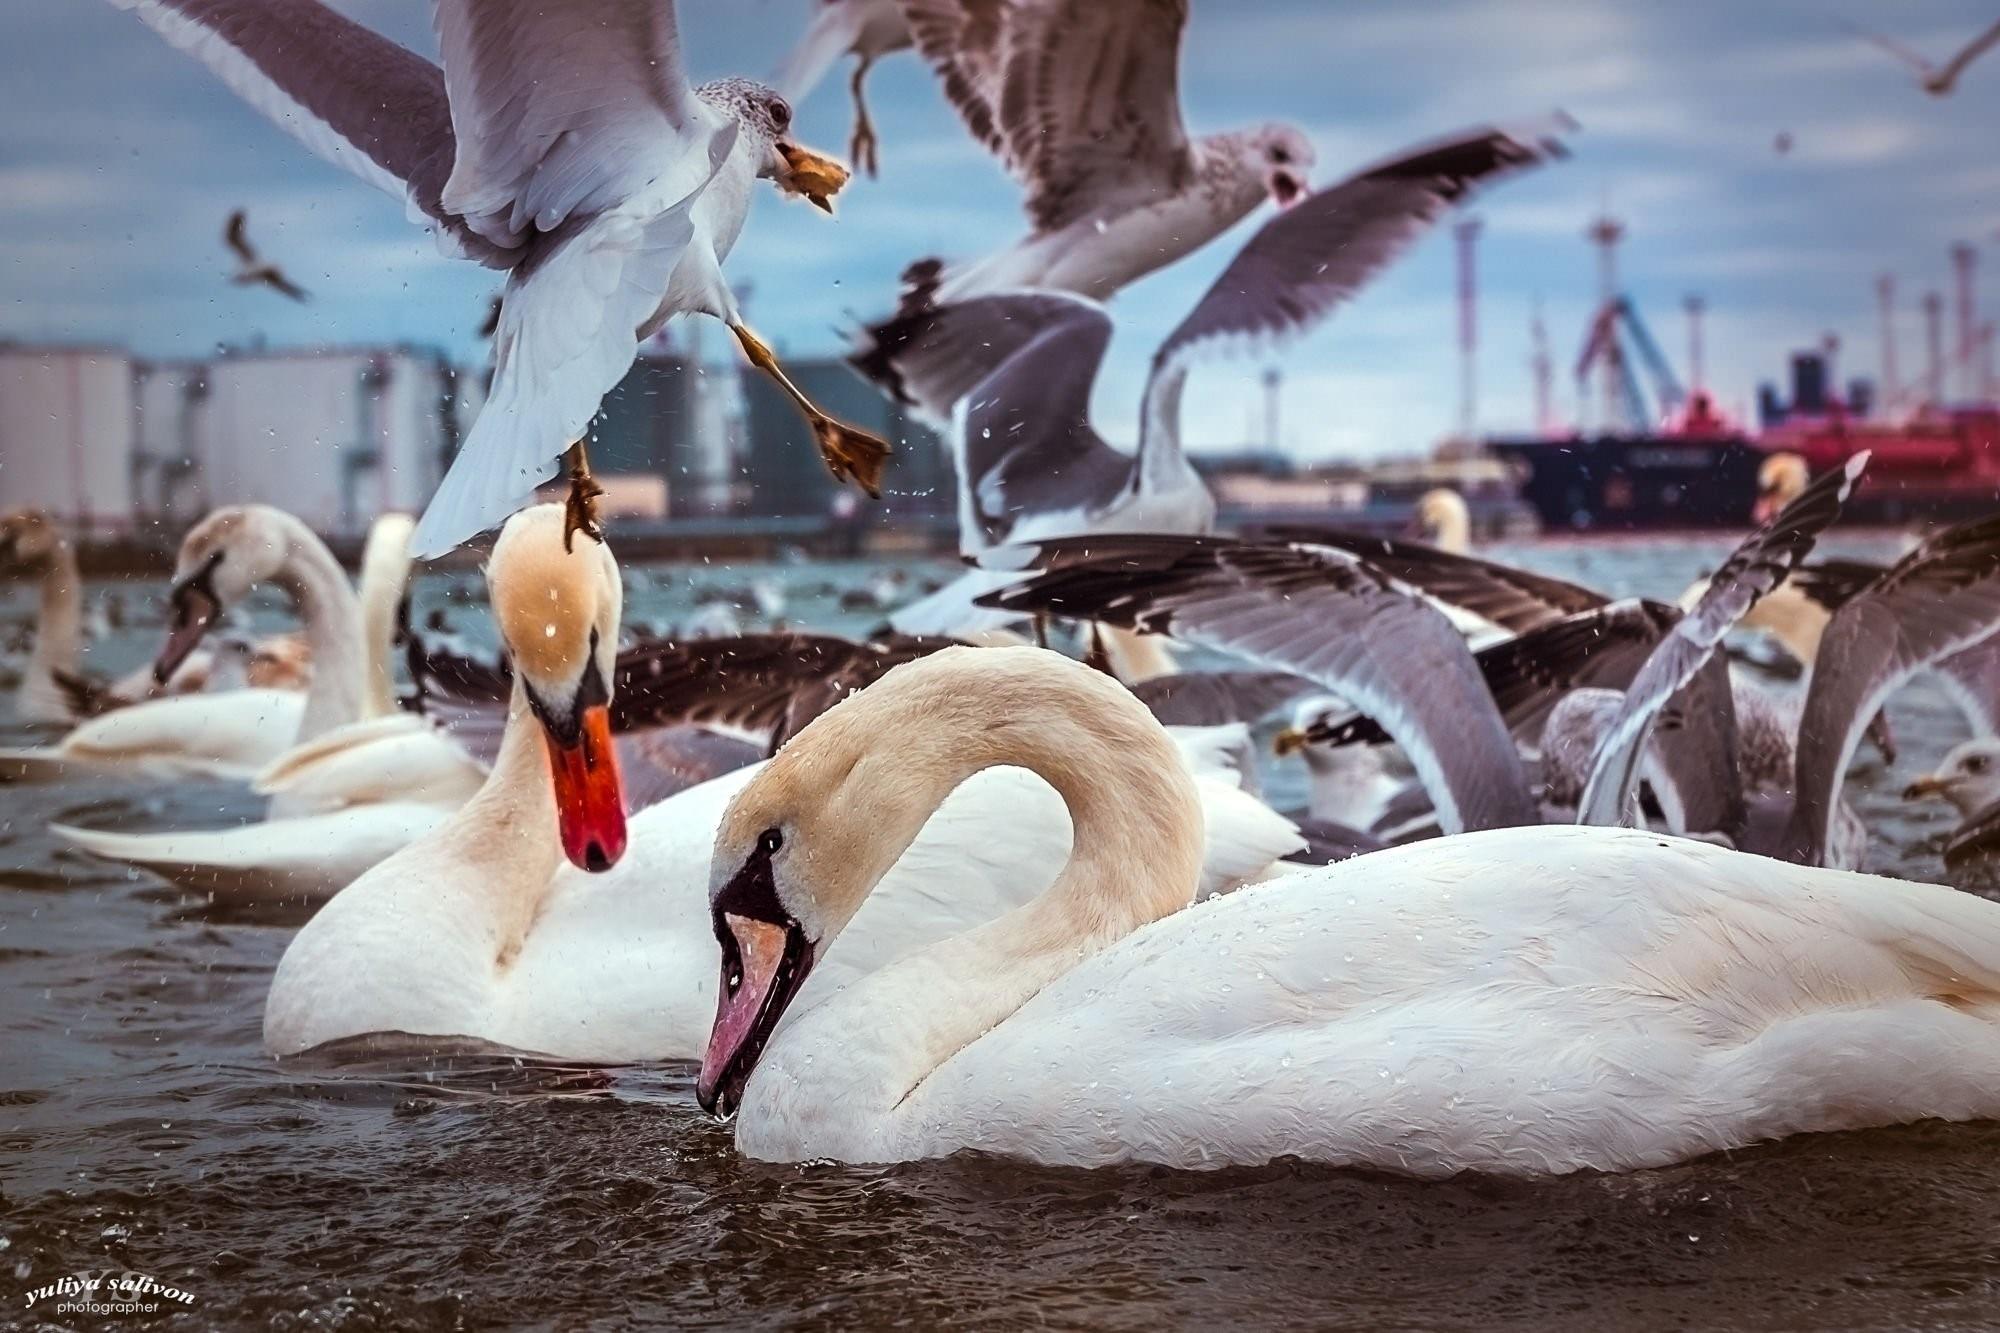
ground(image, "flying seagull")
xmin=880 ymin=117 xmax=1573 ymax=634
xmin=774 ymin=0 xmax=913 ymax=177
xmin=852 ymin=0 xmax=1317 ymax=399
xmin=1850 ymin=17 xmax=2000 ymax=95
xmin=111 ymin=0 xmax=887 ymax=558
xmin=223 ymin=209 xmax=309 ymax=302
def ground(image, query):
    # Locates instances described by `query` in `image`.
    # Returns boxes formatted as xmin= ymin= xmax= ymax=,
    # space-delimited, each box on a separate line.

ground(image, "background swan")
xmin=697 ymin=645 xmax=2000 ymax=1176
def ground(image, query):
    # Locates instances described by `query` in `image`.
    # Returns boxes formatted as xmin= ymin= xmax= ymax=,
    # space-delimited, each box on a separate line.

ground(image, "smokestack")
xmin=1953 ymin=243 xmax=1979 ymax=399
xmin=1924 ymin=290 xmax=1946 ymax=407
xmin=1683 ymin=294 xmax=1706 ymax=395
xmin=1876 ymin=273 xmax=1898 ymax=409
xmin=1586 ymin=214 xmax=1625 ymax=430
xmin=1455 ymin=217 xmax=1482 ymax=439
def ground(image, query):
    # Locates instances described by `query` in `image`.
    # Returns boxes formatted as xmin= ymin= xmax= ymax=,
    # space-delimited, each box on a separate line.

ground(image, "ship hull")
xmin=1487 ymin=434 xmax=1763 ymax=532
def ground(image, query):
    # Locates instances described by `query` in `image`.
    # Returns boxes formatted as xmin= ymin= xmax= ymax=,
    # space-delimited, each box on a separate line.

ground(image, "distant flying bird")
xmin=224 ymin=209 xmax=309 ymax=302
xmin=1851 ymin=17 xmax=2000 ymax=95
xmin=853 ymin=0 xmax=1316 ymax=402
xmin=773 ymin=0 xmax=913 ymax=176
xmin=1773 ymin=130 xmax=1794 ymax=156
xmin=113 ymin=0 xmax=886 ymax=559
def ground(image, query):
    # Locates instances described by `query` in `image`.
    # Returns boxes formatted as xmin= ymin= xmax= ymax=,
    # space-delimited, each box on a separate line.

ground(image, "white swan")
xmin=264 ymin=510 xmax=1302 ymax=1059
xmin=52 ymin=513 xmax=491 ymax=897
xmin=698 ymin=646 xmax=2000 ymax=1175
xmin=0 ymin=510 xmax=213 ymax=724
xmin=0 ymin=506 xmax=377 ymax=784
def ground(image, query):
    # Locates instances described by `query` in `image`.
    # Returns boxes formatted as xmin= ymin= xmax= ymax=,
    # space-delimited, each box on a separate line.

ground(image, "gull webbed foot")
xmin=811 ymin=415 xmax=890 ymax=498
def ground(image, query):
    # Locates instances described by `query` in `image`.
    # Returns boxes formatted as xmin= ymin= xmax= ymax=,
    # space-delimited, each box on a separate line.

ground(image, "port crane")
xmin=1575 ymin=295 xmax=1687 ymax=432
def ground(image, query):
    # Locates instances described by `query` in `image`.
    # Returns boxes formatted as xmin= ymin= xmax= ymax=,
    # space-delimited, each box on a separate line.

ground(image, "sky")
xmin=7 ymin=0 xmax=2000 ymax=463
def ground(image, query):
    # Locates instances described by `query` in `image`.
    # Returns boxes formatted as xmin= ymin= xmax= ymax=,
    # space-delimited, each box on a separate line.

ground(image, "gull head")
xmin=1245 ymin=123 xmax=1316 ymax=209
xmin=697 ymin=76 xmax=849 ymax=212
xmin=488 ymin=503 xmax=629 ymax=874
xmin=1904 ymin=740 xmax=2000 ymax=818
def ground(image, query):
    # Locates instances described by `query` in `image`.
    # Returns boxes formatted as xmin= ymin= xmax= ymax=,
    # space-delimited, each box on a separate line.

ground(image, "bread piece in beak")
xmin=775 ymin=141 xmax=851 ymax=214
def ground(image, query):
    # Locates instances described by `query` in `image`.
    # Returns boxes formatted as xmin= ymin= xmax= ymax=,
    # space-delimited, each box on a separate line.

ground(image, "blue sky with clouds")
xmin=7 ymin=1 xmax=2000 ymax=462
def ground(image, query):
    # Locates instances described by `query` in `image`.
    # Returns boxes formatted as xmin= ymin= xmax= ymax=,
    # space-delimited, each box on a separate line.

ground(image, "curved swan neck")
xmin=355 ymin=520 xmax=414 ymax=721
xmin=755 ymin=652 xmax=1206 ymax=1125
xmin=270 ymin=520 xmax=366 ymax=743
xmin=430 ymin=681 xmax=563 ymax=948
xmin=20 ymin=535 xmax=83 ymax=717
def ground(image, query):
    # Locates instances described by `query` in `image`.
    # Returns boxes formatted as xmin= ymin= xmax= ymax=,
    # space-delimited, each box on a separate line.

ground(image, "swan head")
xmin=697 ymin=645 xmax=1109 ymax=1116
xmin=155 ymin=505 xmax=298 ymax=684
xmin=0 ymin=510 xmax=63 ymax=572
xmin=1904 ymin=739 xmax=2000 ymax=818
xmin=1410 ymin=488 xmax=1472 ymax=553
xmin=1753 ymin=453 xmax=1809 ymax=524
xmin=488 ymin=505 xmax=627 ymax=873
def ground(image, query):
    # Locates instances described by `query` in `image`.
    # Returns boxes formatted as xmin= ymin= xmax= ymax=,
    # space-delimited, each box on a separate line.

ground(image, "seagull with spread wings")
xmin=1851 ymin=17 xmax=2000 ymax=95
xmin=773 ymin=0 xmax=913 ymax=176
xmin=223 ymin=209 xmax=309 ymax=303
xmin=112 ymin=0 xmax=886 ymax=558
xmin=882 ymin=118 xmax=1572 ymax=633
xmin=852 ymin=0 xmax=1320 ymax=399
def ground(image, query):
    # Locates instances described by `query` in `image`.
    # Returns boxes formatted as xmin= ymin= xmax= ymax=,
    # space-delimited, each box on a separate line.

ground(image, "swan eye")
xmin=726 ymin=969 xmax=742 ymax=994
xmin=759 ymin=828 xmax=783 ymax=855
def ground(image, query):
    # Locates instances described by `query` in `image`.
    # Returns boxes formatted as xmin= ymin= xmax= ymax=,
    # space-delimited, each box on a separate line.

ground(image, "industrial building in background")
xmin=0 ymin=339 xmax=955 ymax=546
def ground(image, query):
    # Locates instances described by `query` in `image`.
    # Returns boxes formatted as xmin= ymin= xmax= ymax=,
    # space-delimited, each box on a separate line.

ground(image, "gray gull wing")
xmin=1784 ymin=512 xmax=2000 ymax=865
xmin=977 ymin=533 xmax=1537 ymax=833
xmin=1576 ymin=454 xmax=1865 ymax=828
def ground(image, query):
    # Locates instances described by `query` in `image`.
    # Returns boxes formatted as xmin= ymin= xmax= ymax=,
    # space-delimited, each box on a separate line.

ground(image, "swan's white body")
xmin=714 ymin=647 xmax=2000 ymax=1176
xmin=264 ymin=730 xmax=1298 ymax=1059
xmin=0 ymin=689 xmax=306 ymax=783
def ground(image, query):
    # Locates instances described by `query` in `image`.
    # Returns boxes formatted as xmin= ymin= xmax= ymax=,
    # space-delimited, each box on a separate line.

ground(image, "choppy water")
xmin=5 ymin=536 xmax=2000 ymax=1331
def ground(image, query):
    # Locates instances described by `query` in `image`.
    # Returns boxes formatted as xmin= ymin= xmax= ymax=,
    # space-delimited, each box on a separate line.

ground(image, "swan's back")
xmin=760 ymin=825 xmax=2000 ymax=1173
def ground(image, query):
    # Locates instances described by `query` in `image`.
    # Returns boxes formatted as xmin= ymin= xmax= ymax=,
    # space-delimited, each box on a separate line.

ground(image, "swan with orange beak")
xmin=263 ymin=504 xmax=631 ymax=1056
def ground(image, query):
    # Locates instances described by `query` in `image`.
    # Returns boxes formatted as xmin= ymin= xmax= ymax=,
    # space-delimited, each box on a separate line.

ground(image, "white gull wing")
xmin=107 ymin=0 xmax=506 ymax=264
xmin=1576 ymin=454 xmax=1866 ymax=828
xmin=978 ymin=534 xmax=1537 ymax=833
xmin=434 ymin=0 xmax=711 ymax=252
xmin=866 ymin=286 xmax=1101 ymax=428
xmin=1151 ymin=116 xmax=1573 ymax=378
xmin=1784 ymin=513 xmax=2000 ymax=865
xmin=951 ymin=294 xmax=1136 ymax=547
xmin=897 ymin=0 xmax=1194 ymax=233
xmin=775 ymin=0 xmax=866 ymax=99
xmin=411 ymin=129 xmax=736 ymax=558
xmin=1933 ymin=639 xmax=2000 ymax=737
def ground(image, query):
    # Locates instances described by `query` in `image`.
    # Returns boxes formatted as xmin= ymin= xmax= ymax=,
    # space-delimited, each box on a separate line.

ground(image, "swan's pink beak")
xmin=698 ymin=911 xmax=815 ymax=1119
xmin=542 ymin=704 xmax=626 ymax=872
xmin=155 ymin=583 xmax=219 ymax=685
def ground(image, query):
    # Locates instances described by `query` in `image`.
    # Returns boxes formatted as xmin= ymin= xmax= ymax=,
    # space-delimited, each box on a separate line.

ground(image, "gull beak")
xmin=1272 ymin=726 xmax=1309 ymax=757
xmin=1902 ymin=773 xmax=1954 ymax=801
xmin=1270 ymin=171 xmax=1306 ymax=209
xmin=540 ymin=703 xmax=627 ymax=872
xmin=775 ymin=140 xmax=850 ymax=214
xmin=155 ymin=582 xmax=220 ymax=685
xmin=1751 ymin=488 xmax=1780 ymax=525
xmin=697 ymin=910 xmax=816 ymax=1119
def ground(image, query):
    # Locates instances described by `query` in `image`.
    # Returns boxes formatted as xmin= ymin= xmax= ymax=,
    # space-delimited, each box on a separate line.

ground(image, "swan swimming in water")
xmin=263 ymin=507 xmax=1302 ymax=1061
xmin=697 ymin=645 xmax=2000 ymax=1175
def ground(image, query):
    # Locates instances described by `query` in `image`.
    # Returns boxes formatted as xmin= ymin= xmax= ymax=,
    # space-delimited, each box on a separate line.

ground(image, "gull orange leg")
xmin=730 ymin=322 xmax=890 ymax=498
xmin=849 ymin=56 xmax=880 ymax=177
xmin=562 ymin=437 xmax=606 ymax=553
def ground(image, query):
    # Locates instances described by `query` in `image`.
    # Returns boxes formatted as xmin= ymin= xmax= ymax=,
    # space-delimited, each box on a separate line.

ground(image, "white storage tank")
xmin=0 ymin=345 xmax=137 ymax=535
